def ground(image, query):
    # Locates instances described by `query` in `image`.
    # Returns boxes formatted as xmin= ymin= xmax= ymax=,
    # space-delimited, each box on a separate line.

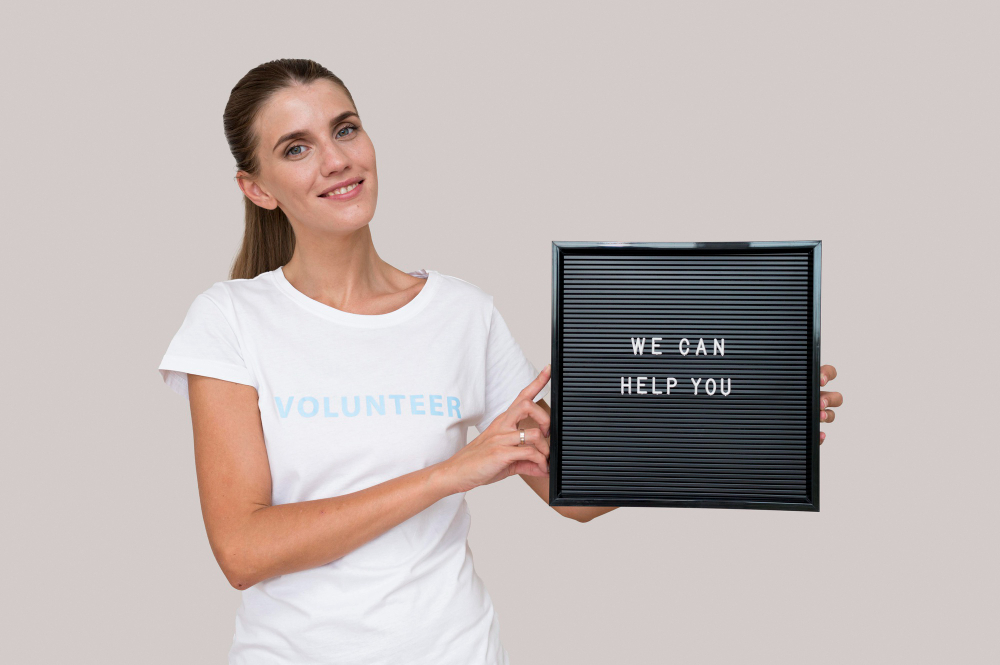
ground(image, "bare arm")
xmin=518 ymin=398 xmax=618 ymax=523
xmin=188 ymin=374 xmax=453 ymax=590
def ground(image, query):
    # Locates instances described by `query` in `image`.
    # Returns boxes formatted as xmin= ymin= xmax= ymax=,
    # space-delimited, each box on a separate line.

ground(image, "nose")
xmin=319 ymin=137 xmax=351 ymax=175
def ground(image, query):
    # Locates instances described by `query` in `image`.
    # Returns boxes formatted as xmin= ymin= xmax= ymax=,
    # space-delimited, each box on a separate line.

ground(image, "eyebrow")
xmin=272 ymin=111 xmax=360 ymax=153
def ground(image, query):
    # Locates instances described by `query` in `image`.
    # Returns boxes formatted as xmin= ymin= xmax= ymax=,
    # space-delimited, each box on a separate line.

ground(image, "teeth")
xmin=325 ymin=182 xmax=359 ymax=196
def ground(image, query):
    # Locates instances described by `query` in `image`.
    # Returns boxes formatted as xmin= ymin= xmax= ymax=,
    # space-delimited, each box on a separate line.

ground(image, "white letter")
xmin=636 ymin=377 xmax=647 ymax=394
xmin=621 ymin=376 xmax=631 ymax=394
xmin=696 ymin=338 xmax=708 ymax=355
xmin=651 ymin=337 xmax=662 ymax=355
xmin=651 ymin=377 xmax=662 ymax=395
xmin=679 ymin=338 xmax=690 ymax=355
xmin=631 ymin=337 xmax=646 ymax=355
xmin=714 ymin=338 xmax=725 ymax=356
xmin=705 ymin=378 xmax=716 ymax=395
xmin=691 ymin=378 xmax=702 ymax=394
xmin=720 ymin=378 xmax=731 ymax=396
xmin=667 ymin=377 xmax=677 ymax=394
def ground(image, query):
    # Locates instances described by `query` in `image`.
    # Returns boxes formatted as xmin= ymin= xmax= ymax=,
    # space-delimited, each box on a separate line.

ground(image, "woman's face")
xmin=239 ymin=79 xmax=377 ymax=234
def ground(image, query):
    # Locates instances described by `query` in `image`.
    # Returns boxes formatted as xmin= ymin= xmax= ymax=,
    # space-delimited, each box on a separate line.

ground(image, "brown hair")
xmin=223 ymin=59 xmax=357 ymax=280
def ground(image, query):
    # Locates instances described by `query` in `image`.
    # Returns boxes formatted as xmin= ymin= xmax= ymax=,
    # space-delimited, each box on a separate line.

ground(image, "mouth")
xmin=318 ymin=178 xmax=364 ymax=200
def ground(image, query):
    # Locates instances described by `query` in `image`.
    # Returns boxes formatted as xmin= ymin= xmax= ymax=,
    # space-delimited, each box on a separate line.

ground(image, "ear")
xmin=236 ymin=172 xmax=278 ymax=210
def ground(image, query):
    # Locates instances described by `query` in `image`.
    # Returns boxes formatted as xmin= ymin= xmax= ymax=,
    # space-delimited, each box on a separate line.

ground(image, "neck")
xmin=281 ymin=224 xmax=402 ymax=307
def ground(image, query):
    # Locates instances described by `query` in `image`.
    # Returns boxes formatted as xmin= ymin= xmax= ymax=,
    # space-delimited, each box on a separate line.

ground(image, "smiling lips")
xmin=319 ymin=178 xmax=364 ymax=201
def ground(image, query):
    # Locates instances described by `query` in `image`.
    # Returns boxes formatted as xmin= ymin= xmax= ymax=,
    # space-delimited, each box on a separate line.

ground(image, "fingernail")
xmin=821 ymin=375 xmax=827 ymax=384
xmin=821 ymin=412 xmax=827 ymax=420
xmin=821 ymin=398 xmax=828 ymax=408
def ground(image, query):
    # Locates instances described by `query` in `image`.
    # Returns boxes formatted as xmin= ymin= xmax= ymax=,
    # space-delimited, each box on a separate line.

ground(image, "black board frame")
xmin=548 ymin=240 xmax=822 ymax=512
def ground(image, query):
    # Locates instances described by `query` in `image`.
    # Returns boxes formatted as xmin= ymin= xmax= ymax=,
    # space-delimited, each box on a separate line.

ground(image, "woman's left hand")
xmin=819 ymin=364 xmax=843 ymax=445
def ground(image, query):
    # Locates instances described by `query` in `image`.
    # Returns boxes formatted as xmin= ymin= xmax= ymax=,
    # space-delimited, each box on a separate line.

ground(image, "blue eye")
xmin=284 ymin=124 xmax=358 ymax=157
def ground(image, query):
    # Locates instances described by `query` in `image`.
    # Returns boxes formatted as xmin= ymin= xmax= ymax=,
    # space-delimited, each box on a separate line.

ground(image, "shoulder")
xmin=186 ymin=270 xmax=279 ymax=330
xmin=198 ymin=269 xmax=277 ymax=308
xmin=424 ymin=271 xmax=498 ymax=337
xmin=430 ymin=270 xmax=496 ymax=320
xmin=433 ymin=270 xmax=491 ymax=298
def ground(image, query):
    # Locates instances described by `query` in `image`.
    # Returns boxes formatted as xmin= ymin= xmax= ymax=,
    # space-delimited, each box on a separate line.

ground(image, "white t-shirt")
xmin=157 ymin=265 xmax=549 ymax=665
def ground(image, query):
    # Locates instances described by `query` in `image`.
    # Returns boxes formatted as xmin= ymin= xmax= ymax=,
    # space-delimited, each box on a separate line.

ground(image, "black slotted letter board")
xmin=549 ymin=241 xmax=821 ymax=511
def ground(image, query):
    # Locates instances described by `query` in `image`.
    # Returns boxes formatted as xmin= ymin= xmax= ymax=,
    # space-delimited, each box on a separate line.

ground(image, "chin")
xmin=334 ymin=206 xmax=376 ymax=231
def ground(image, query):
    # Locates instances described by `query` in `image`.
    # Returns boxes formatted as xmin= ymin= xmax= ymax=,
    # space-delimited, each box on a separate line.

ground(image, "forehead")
xmin=258 ymin=80 xmax=355 ymax=141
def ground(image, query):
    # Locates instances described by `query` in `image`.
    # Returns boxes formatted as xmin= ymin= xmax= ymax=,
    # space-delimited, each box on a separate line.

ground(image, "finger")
xmin=501 ymin=431 xmax=549 ymax=471
xmin=519 ymin=425 xmax=550 ymax=457
xmin=820 ymin=408 xmax=835 ymax=423
xmin=820 ymin=431 xmax=826 ymax=445
xmin=516 ymin=364 xmax=551 ymax=403
xmin=510 ymin=460 xmax=548 ymax=477
xmin=500 ymin=366 xmax=552 ymax=429
xmin=820 ymin=391 xmax=843 ymax=409
xmin=820 ymin=365 xmax=837 ymax=386
xmin=508 ymin=398 xmax=552 ymax=437
xmin=501 ymin=428 xmax=549 ymax=458
xmin=508 ymin=442 xmax=549 ymax=473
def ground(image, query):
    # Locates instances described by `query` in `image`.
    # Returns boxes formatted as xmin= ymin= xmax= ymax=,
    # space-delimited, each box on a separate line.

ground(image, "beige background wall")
xmin=4 ymin=1 xmax=996 ymax=663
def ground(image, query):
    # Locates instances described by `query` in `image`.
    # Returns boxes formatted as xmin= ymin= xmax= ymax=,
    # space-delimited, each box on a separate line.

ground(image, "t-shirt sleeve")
xmin=475 ymin=301 xmax=550 ymax=432
xmin=157 ymin=288 xmax=257 ymax=399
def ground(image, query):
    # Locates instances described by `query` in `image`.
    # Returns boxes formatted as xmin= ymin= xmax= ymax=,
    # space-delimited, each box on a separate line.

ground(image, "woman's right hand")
xmin=442 ymin=364 xmax=553 ymax=494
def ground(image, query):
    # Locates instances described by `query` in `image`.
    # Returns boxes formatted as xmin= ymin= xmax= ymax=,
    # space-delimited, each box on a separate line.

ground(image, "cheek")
xmin=355 ymin=138 xmax=377 ymax=172
xmin=273 ymin=164 xmax=315 ymax=200
xmin=294 ymin=166 xmax=318 ymax=190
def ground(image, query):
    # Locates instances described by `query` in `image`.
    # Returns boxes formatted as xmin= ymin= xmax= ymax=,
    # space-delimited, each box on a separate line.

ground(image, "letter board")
xmin=548 ymin=241 xmax=821 ymax=511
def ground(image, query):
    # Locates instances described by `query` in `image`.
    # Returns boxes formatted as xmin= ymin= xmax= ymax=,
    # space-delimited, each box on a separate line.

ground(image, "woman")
xmin=158 ymin=58 xmax=843 ymax=664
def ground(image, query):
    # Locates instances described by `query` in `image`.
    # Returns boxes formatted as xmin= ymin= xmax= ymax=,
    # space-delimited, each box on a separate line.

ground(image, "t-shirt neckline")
xmin=269 ymin=266 xmax=440 ymax=328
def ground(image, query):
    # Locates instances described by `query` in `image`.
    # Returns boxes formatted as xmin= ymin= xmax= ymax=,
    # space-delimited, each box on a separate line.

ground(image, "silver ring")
xmin=519 ymin=428 xmax=525 ymax=445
